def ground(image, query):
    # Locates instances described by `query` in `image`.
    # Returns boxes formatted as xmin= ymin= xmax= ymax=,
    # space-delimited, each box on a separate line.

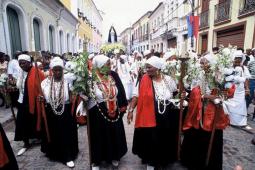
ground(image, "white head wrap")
xmin=203 ymin=53 xmax=216 ymax=65
xmin=233 ymin=50 xmax=245 ymax=63
xmin=92 ymin=55 xmax=109 ymax=69
xmin=120 ymin=55 xmax=127 ymax=61
xmin=88 ymin=53 xmax=95 ymax=60
xmin=18 ymin=54 xmax=31 ymax=62
xmin=143 ymin=50 xmax=151 ymax=56
xmin=50 ymin=57 xmax=64 ymax=69
xmin=114 ymin=49 xmax=120 ymax=54
xmin=145 ymin=56 xmax=164 ymax=70
xmin=163 ymin=50 xmax=176 ymax=60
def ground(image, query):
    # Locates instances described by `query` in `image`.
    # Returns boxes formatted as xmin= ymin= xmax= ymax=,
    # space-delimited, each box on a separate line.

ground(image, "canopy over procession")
xmin=0 ymin=0 xmax=255 ymax=170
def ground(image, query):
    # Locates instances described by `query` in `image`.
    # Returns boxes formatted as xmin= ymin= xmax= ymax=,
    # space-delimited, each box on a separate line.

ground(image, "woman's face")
xmin=145 ymin=64 xmax=158 ymax=77
xmin=234 ymin=57 xmax=242 ymax=67
xmin=52 ymin=66 xmax=63 ymax=80
xmin=19 ymin=60 xmax=32 ymax=72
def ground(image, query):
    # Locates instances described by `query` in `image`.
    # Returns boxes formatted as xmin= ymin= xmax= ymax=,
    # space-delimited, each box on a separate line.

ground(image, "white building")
xmin=163 ymin=0 xmax=199 ymax=53
xmin=119 ymin=27 xmax=132 ymax=54
xmin=0 ymin=0 xmax=79 ymax=57
xmin=91 ymin=1 xmax=103 ymax=53
xmin=149 ymin=2 xmax=167 ymax=53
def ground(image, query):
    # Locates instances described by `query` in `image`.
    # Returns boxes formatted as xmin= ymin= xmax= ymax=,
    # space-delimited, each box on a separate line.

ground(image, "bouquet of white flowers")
xmin=100 ymin=43 xmax=125 ymax=54
xmin=212 ymin=45 xmax=236 ymax=89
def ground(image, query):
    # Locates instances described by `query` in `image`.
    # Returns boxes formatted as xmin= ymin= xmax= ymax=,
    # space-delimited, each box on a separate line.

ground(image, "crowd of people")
xmin=0 ymin=47 xmax=255 ymax=170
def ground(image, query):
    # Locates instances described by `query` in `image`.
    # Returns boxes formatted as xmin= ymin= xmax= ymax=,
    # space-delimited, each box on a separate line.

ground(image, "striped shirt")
xmin=248 ymin=60 xmax=255 ymax=79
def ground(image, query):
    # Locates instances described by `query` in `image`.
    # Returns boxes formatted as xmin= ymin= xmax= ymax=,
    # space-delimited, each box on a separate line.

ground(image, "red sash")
xmin=135 ymin=74 xmax=156 ymax=128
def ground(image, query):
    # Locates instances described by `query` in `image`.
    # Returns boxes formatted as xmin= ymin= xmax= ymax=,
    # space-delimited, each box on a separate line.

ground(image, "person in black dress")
xmin=88 ymin=54 xmax=128 ymax=170
xmin=40 ymin=57 xmax=78 ymax=168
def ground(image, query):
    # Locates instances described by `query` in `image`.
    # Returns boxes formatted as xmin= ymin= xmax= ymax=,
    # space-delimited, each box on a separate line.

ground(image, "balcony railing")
xmin=214 ymin=0 xmax=231 ymax=24
xmin=239 ymin=0 xmax=255 ymax=17
xmin=200 ymin=10 xmax=209 ymax=28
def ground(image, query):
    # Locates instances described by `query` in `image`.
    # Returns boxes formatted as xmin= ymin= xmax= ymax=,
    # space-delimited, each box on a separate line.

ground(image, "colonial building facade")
xmin=198 ymin=0 xmax=255 ymax=54
xmin=0 ymin=0 xmax=79 ymax=56
xmin=119 ymin=27 xmax=132 ymax=54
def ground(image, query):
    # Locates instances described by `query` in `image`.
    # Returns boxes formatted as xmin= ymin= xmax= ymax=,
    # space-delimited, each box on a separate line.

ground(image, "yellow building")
xmin=198 ymin=0 xmax=255 ymax=54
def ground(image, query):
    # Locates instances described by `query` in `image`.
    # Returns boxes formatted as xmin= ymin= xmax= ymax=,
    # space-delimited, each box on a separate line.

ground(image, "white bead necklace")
xmin=49 ymin=77 xmax=65 ymax=115
xmin=153 ymin=75 xmax=172 ymax=114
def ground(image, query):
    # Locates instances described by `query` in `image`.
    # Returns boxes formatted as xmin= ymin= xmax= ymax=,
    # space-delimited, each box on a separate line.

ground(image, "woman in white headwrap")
xmin=181 ymin=56 xmax=230 ymax=170
xmin=40 ymin=57 xmax=78 ymax=168
xmin=88 ymin=55 xmax=128 ymax=169
xmin=127 ymin=56 xmax=181 ymax=169
xmin=224 ymin=50 xmax=251 ymax=128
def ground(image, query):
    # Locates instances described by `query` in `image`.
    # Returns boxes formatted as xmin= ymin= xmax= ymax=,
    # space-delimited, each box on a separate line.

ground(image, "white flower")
xmin=222 ymin=48 xmax=231 ymax=56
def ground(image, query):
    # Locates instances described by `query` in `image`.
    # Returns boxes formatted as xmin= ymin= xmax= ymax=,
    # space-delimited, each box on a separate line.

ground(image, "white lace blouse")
xmin=132 ymin=75 xmax=177 ymax=100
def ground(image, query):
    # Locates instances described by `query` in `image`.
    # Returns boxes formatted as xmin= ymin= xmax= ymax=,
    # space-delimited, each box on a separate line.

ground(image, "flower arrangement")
xmin=71 ymin=52 xmax=91 ymax=96
xmin=100 ymin=43 xmax=125 ymax=54
xmin=162 ymin=60 xmax=181 ymax=81
xmin=184 ymin=58 xmax=204 ymax=87
xmin=212 ymin=45 xmax=236 ymax=88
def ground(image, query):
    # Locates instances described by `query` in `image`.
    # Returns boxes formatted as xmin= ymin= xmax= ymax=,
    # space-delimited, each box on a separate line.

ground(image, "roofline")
xmin=91 ymin=0 xmax=103 ymax=20
xmin=56 ymin=0 xmax=79 ymax=23
xmin=120 ymin=27 xmax=132 ymax=36
xmin=148 ymin=2 xmax=164 ymax=18
xmin=132 ymin=11 xmax=152 ymax=27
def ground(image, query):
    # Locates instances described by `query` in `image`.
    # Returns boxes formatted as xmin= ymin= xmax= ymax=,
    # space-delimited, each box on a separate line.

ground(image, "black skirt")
xmin=41 ymin=104 xmax=78 ymax=163
xmin=14 ymin=103 xmax=39 ymax=141
xmin=88 ymin=102 xmax=127 ymax=164
xmin=0 ymin=123 xmax=19 ymax=170
xmin=132 ymin=103 xmax=180 ymax=166
xmin=181 ymin=128 xmax=223 ymax=170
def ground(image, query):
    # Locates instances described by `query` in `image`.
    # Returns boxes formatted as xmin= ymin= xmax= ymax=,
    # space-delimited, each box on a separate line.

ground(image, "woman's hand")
xmin=127 ymin=111 xmax=133 ymax=124
xmin=120 ymin=106 xmax=127 ymax=112
xmin=180 ymin=91 xmax=186 ymax=100
xmin=37 ymin=95 xmax=45 ymax=102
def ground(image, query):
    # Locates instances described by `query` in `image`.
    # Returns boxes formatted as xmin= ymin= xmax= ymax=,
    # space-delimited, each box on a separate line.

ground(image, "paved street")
xmin=1 ymin=106 xmax=255 ymax=170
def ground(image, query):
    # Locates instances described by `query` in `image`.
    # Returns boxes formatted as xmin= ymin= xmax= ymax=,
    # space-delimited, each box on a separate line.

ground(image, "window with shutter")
xmin=59 ymin=31 xmax=63 ymax=54
xmin=33 ymin=19 xmax=41 ymax=51
xmin=7 ymin=7 xmax=22 ymax=55
xmin=49 ymin=26 xmax=54 ymax=53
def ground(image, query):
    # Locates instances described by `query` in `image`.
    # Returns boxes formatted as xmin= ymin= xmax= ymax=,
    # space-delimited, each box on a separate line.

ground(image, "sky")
xmin=93 ymin=0 xmax=163 ymax=42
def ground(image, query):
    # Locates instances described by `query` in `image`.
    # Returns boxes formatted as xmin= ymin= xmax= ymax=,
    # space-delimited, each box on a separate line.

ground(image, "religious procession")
xmin=0 ymin=0 xmax=255 ymax=170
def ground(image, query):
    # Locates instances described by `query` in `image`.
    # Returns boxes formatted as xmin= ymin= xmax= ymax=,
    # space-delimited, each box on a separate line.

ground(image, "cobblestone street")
xmin=1 ymin=106 xmax=255 ymax=170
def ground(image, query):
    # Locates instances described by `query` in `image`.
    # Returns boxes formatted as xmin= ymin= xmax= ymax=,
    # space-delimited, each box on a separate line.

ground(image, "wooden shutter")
xmin=202 ymin=0 xmax=210 ymax=12
xmin=33 ymin=19 xmax=41 ymax=51
xmin=168 ymin=37 xmax=177 ymax=48
xmin=201 ymin=34 xmax=208 ymax=54
xmin=217 ymin=26 xmax=244 ymax=48
xmin=59 ymin=31 xmax=63 ymax=54
xmin=49 ymin=26 xmax=54 ymax=53
xmin=7 ymin=7 xmax=22 ymax=55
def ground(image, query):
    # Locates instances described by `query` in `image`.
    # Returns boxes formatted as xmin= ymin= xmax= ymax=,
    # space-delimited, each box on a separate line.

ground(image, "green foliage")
xmin=71 ymin=52 xmax=90 ymax=96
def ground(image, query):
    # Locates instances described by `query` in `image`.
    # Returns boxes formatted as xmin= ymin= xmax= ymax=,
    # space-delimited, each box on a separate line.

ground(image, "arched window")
xmin=49 ymin=26 xmax=54 ymax=53
xmin=59 ymin=30 xmax=64 ymax=54
xmin=72 ymin=36 xmax=75 ymax=53
xmin=33 ymin=19 xmax=41 ymax=51
xmin=7 ymin=7 xmax=22 ymax=55
xmin=66 ymin=34 xmax=70 ymax=52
